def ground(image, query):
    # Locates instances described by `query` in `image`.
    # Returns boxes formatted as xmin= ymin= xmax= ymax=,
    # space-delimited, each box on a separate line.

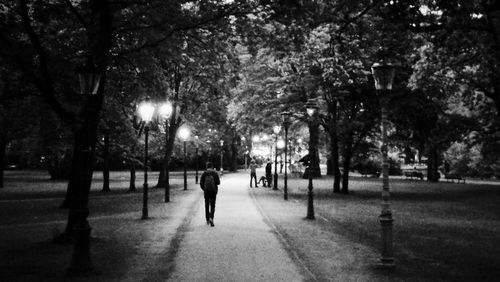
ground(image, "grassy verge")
xmin=252 ymin=174 xmax=500 ymax=281
xmin=0 ymin=170 xmax=195 ymax=281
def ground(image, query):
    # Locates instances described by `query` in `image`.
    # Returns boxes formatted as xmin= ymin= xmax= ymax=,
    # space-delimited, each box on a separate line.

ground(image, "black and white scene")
xmin=1 ymin=0 xmax=500 ymax=281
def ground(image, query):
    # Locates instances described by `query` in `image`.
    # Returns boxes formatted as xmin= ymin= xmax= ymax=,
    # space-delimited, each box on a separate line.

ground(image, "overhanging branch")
xmin=18 ymin=0 xmax=76 ymax=124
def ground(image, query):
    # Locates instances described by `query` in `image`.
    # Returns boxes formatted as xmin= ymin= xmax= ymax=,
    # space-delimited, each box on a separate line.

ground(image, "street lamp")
xmin=305 ymin=98 xmax=319 ymax=220
xmin=76 ymin=60 xmax=101 ymax=95
xmin=138 ymin=99 xmax=155 ymax=219
xmin=371 ymin=60 xmax=396 ymax=267
xmin=179 ymin=127 xmax=190 ymax=190
xmin=245 ymin=150 xmax=249 ymax=170
xmin=241 ymin=136 xmax=247 ymax=170
xmin=220 ymin=140 xmax=224 ymax=174
xmin=158 ymin=101 xmax=173 ymax=202
xmin=281 ymin=111 xmax=292 ymax=200
xmin=195 ymin=135 xmax=199 ymax=184
xmin=67 ymin=59 xmax=101 ymax=275
xmin=273 ymin=125 xmax=281 ymax=190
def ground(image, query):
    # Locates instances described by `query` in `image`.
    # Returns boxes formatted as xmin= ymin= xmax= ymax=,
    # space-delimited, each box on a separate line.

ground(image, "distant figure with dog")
xmin=258 ymin=176 xmax=268 ymax=187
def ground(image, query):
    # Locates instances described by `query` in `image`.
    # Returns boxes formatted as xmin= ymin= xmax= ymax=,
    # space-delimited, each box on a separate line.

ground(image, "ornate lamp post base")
xmin=142 ymin=182 xmax=149 ymax=219
xmin=306 ymin=189 xmax=315 ymax=220
xmin=379 ymin=215 xmax=394 ymax=267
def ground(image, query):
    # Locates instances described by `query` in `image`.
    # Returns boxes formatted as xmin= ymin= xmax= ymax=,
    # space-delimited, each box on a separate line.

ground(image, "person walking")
xmin=265 ymin=159 xmax=272 ymax=188
xmin=249 ymin=159 xmax=258 ymax=188
xmin=200 ymin=162 xmax=220 ymax=227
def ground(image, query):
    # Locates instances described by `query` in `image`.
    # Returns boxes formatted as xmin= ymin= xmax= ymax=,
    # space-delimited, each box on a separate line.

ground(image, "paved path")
xmin=167 ymin=172 xmax=305 ymax=282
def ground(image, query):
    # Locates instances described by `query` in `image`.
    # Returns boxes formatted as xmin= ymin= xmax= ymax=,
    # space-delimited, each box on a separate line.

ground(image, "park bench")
xmin=404 ymin=170 xmax=424 ymax=180
xmin=445 ymin=173 xmax=465 ymax=183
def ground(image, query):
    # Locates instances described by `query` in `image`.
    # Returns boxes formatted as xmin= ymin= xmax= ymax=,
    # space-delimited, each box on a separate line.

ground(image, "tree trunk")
xmin=0 ymin=100 xmax=4 ymax=188
xmin=18 ymin=0 xmax=112 ymax=272
xmin=156 ymin=161 xmax=166 ymax=188
xmin=129 ymin=161 xmax=136 ymax=192
xmin=102 ymin=132 xmax=110 ymax=192
xmin=59 ymin=146 xmax=79 ymax=209
xmin=485 ymin=1 xmax=500 ymax=122
xmin=331 ymin=132 xmax=341 ymax=193
xmin=427 ymin=147 xmax=440 ymax=182
xmin=156 ymin=119 xmax=178 ymax=187
xmin=328 ymin=101 xmax=341 ymax=193
xmin=48 ymin=149 xmax=72 ymax=180
xmin=341 ymin=151 xmax=352 ymax=194
xmin=230 ymin=137 xmax=238 ymax=172
xmin=326 ymin=157 xmax=333 ymax=175
xmin=0 ymin=132 xmax=5 ymax=188
xmin=56 ymin=94 xmax=103 ymax=242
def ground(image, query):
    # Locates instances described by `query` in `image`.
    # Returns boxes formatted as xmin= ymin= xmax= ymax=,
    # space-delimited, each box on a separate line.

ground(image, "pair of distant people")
xmin=249 ymin=158 xmax=273 ymax=188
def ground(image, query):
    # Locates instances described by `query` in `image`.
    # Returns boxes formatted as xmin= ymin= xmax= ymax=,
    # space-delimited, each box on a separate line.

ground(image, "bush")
xmin=352 ymin=159 xmax=381 ymax=177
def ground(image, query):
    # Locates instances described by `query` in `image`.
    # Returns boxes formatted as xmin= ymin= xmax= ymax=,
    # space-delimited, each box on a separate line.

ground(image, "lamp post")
xmin=179 ymin=127 xmax=190 ymax=190
xmin=372 ymin=61 xmax=396 ymax=267
xmin=138 ymin=99 xmax=155 ymax=219
xmin=305 ymin=98 xmax=319 ymax=220
xmin=273 ymin=125 xmax=281 ymax=190
xmin=220 ymin=140 xmax=224 ymax=174
xmin=67 ymin=60 xmax=102 ymax=274
xmin=195 ymin=135 xmax=199 ymax=184
xmin=282 ymin=111 xmax=291 ymax=200
xmin=241 ymin=136 xmax=246 ymax=170
xmin=245 ymin=150 xmax=249 ymax=170
xmin=158 ymin=102 xmax=173 ymax=202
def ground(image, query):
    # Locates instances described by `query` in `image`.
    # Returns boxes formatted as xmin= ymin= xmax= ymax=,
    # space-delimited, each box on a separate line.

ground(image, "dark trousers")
xmin=266 ymin=173 xmax=272 ymax=187
xmin=204 ymin=191 xmax=217 ymax=221
xmin=250 ymin=172 xmax=257 ymax=187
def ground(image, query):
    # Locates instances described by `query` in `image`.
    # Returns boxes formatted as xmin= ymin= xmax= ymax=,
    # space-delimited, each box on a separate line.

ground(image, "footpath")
xmin=163 ymin=172 xmax=306 ymax=281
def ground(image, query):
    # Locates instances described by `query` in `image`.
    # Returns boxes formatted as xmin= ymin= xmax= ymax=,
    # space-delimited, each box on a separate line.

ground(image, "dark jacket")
xmin=200 ymin=169 xmax=221 ymax=193
xmin=265 ymin=162 xmax=272 ymax=174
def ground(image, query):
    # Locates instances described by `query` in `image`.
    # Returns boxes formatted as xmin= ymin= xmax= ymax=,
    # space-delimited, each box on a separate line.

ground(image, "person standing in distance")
xmin=249 ymin=159 xmax=258 ymax=188
xmin=200 ymin=162 xmax=220 ymax=227
xmin=265 ymin=159 xmax=272 ymax=188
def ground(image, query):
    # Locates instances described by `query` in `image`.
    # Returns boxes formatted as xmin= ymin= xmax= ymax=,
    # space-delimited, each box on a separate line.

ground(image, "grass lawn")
xmin=0 ymin=170 xmax=194 ymax=281
xmin=277 ymin=174 xmax=500 ymax=281
xmin=0 ymin=169 xmax=194 ymax=197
